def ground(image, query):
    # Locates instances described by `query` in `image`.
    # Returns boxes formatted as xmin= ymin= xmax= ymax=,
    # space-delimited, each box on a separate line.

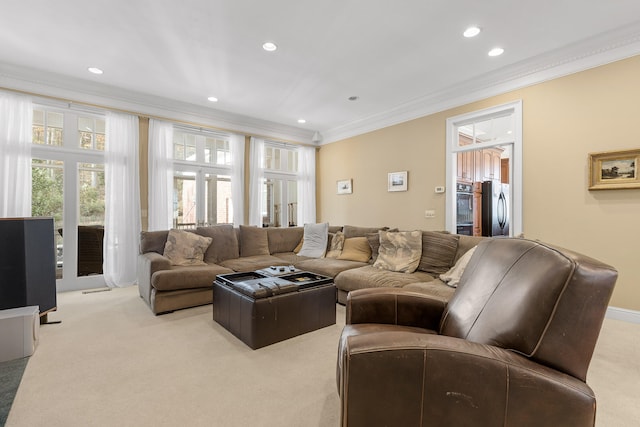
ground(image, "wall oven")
xmin=456 ymin=182 xmax=473 ymax=236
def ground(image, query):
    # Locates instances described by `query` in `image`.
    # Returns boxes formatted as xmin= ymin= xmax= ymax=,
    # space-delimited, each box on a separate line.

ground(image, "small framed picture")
xmin=388 ymin=171 xmax=408 ymax=192
xmin=589 ymin=149 xmax=640 ymax=190
xmin=337 ymin=179 xmax=353 ymax=194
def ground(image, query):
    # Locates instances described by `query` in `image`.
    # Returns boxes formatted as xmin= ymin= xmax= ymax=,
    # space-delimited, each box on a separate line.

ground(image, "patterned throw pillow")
xmin=373 ymin=230 xmax=422 ymax=273
xmin=163 ymin=229 xmax=212 ymax=266
xmin=326 ymin=230 xmax=345 ymax=258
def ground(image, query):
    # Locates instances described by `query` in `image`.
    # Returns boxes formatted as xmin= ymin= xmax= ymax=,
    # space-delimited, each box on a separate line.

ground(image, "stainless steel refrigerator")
xmin=481 ymin=181 xmax=509 ymax=237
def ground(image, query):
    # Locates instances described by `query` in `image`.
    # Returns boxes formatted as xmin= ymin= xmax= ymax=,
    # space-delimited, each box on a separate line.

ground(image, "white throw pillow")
xmin=297 ymin=222 xmax=329 ymax=258
xmin=439 ymin=246 xmax=477 ymax=288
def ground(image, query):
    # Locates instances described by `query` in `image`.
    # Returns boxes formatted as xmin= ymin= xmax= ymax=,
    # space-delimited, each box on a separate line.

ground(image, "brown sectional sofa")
xmin=137 ymin=224 xmax=486 ymax=314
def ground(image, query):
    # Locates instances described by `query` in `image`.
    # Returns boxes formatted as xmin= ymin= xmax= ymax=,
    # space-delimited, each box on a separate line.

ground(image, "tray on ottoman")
xmin=213 ymin=271 xmax=336 ymax=349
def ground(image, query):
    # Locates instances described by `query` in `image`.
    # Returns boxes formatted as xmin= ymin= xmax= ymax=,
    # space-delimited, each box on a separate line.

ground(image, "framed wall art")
xmin=589 ymin=149 xmax=640 ymax=190
xmin=388 ymin=171 xmax=408 ymax=192
xmin=337 ymin=179 xmax=353 ymax=194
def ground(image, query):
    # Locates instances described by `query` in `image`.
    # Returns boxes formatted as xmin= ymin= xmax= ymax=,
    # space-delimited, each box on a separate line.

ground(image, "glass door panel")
xmin=31 ymin=159 xmax=64 ymax=278
xmin=173 ymin=172 xmax=197 ymax=228
xmin=77 ymin=163 xmax=105 ymax=276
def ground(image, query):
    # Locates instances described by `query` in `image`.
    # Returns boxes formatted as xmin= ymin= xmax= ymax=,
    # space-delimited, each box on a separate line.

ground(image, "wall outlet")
xmin=434 ymin=186 xmax=445 ymax=193
xmin=424 ymin=210 xmax=436 ymax=218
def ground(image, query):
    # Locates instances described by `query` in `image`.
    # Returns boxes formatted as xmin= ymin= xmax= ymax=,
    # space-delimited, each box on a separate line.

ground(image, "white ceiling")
xmin=2 ymin=0 xmax=640 ymax=144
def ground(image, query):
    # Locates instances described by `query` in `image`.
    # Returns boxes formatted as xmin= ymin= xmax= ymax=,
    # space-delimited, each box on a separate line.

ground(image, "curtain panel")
xmin=0 ymin=91 xmax=32 ymax=217
xmin=230 ymin=134 xmax=245 ymax=226
xmin=297 ymin=145 xmax=316 ymax=225
xmin=104 ymin=112 xmax=141 ymax=287
xmin=248 ymin=137 xmax=265 ymax=226
xmin=148 ymin=119 xmax=173 ymax=231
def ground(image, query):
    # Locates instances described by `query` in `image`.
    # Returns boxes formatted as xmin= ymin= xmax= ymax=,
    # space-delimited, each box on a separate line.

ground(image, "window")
xmin=261 ymin=142 xmax=299 ymax=227
xmin=172 ymin=128 xmax=233 ymax=228
xmin=31 ymin=105 xmax=106 ymax=290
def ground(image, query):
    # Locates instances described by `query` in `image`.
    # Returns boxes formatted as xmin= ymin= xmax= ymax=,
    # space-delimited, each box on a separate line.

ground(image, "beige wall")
xmin=318 ymin=55 xmax=640 ymax=312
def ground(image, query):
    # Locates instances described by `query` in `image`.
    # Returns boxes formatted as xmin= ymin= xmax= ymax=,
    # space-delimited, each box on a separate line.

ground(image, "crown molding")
xmin=320 ymin=21 xmax=640 ymax=145
xmin=0 ymin=63 xmax=316 ymax=144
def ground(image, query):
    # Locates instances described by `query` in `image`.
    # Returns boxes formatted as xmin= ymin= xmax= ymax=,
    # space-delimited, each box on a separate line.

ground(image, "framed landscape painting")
xmin=388 ymin=171 xmax=408 ymax=192
xmin=589 ymin=149 xmax=640 ymax=190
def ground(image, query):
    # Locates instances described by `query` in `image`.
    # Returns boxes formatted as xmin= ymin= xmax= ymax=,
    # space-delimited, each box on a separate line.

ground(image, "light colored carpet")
xmin=6 ymin=286 xmax=640 ymax=427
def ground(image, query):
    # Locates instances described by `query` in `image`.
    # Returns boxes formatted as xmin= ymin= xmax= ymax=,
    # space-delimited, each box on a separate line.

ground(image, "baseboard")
xmin=606 ymin=306 xmax=640 ymax=324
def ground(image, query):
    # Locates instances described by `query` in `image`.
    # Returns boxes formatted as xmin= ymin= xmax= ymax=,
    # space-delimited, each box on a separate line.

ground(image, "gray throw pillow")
xmin=298 ymin=222 xmax=329 ymax=258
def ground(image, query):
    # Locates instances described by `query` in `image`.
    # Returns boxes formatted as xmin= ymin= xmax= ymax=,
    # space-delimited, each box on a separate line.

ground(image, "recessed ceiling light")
xmin=207 ymin=96 xmax=218 ymax=102
xmin=463 ymin=26 xmax=481 ymax=38
xmin=488 ymin=47 xmax=504 ymax=57
xmin=297 ymin=119 xmax=306 ymax=124
xmin=88 ymin=67 xmax=103 ymax=75
xmin=262 ymin=42 xmax=277 ymax=52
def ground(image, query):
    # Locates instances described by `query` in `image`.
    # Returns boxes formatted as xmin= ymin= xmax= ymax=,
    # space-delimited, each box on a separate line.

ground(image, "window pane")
xmin=204 ymin=174 xmax=232 ymax=225
xmin=287 ymin=180 xmax=297 ymax=226
xmin=78 ymin=117 xmax=104 ymax=151
xmin=288 ymin=150 xmax=298 ymax=172
xmin=263 ymin=178 xmax=282 ymax=227
xmin=173 ymin=172 xmax=196 ymax=228
xmin=78 ymin=163 xmax=105 ymax=276
xmin=47 ymin=112 xmax=64 ymax=146
xmin=31 ymin=159 xmax=64 ymax=278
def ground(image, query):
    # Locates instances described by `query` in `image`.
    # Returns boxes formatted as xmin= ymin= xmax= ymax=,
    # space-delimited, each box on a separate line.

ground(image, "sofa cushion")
xmin=219 ymin=254 xmax=290 ymax=273
xmin=337 ymin=237 xmax=372 ymax=262
xmin=239 ymin=225 xmax=270 ymax=257
xmin=196 ymin=225 xmax=240 ymax=263
xmin=342 ymin=225 xmax=387 ymax=239
xmin=334 ymin=265 xmax=435 ymax=293
xmin=266 ymin=227 xmax=304 ymax=254
xmin=326 ymin=230 xmax=345 ymax=259
xmin=163 ymin=229 xmax=212 ymax=266
xmin=151 ymin=264 xmax=233 ymax=291
xmin=140 ymin=230 xmax=169 ymax=254
xmin=439 ymin=246 xmax=477 ymax=288
xmin=295 ymin=257 xmax=366 ymax=278
xmin=298 ymin=222 xmax=329 ymax=258
xmin=402 ymin=279 xmax=456 ymax=301
xmin=418 ymin=231 xmax=460 ymax=275
xmin=373 ymin=230 xmax=422 ymax=273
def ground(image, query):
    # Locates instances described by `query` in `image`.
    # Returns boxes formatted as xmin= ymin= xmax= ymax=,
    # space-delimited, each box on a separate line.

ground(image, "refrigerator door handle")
xmin=497 ymin=191 xmax=507 ymax=230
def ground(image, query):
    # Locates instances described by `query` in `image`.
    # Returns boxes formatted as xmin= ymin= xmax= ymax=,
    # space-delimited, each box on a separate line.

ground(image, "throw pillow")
xmin=418 ymin=231 xmax=460 ymax=275
xmin=440 ymin=246 xmax=477 ymax=288
xmin=239 ymin=225 xmax=270 ymax=257
xmin=326 ymin=230 xmax=345 ymax=259
xmin=163 ymin=229 xmax=212 ymax=266
xmin=293 ymin=237 xmax=304 ymax=254
xmin=373 ymin=230 xmax=422 ymax=273
xmin=337 ymin=237 xmax=372 ymax=262
xmin=195 ymin=225 xmax=239 ymax=263
xmin=298 ymin=222 xmax=329 ymax=258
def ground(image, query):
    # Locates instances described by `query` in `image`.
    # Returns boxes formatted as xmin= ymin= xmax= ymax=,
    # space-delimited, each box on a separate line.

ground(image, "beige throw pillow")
xmin=337 ymin=237 xmax=372 ymax=262
xmin=163 ymin=229 xmax=212 ymax=266
xmin=439 ymin=246 xmax=477 ymax=288
xmin=373 ymin=230 xmax=422 ymax=273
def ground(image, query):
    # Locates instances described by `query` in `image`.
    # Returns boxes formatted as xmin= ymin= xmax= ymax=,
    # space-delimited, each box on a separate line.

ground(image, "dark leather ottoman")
xmin=213 ymin=271 xmax=336 ymax=349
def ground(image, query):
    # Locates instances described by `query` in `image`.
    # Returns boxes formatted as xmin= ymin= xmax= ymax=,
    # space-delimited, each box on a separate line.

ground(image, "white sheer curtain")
xmin=230 ymin=133 xmax=245 ymax=225
xmin=248 ymin=137 xmax=265 ymax=226
xmin=104 ymin=112 xmax=141 ymax=287
xmin=148 ymin=119 xmax=173 ymax=230
xmin=297 ymin=145 xmax=316 ymax=224
xmin=0 ymin=91 xmax=32 ymax=217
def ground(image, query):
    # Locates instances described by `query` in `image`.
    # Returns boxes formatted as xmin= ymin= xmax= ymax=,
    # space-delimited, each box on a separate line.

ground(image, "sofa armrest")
xmin=346 ymin=288 xmax=446 ymax=331
xmin=338 ymin=331 xmax=595 ymax=427
xmin=137 ymin=252 xmax=172 ymax=303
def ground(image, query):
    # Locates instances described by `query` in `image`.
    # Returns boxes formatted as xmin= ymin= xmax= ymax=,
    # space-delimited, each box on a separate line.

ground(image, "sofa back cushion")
xmin=140 ymin=230 xmax=170 ymax=254
xmin=342 ymin=225 xmax=387 ymax=239
xmin=266 ymin=226 xmax=304 ymax=254
xmin=417 ymin=231 xmax=460 ymax=275
xmin=195 ymin=225 xmax=240 ymax=263
xmin=239 ymin=225 xmax=270 ymax=257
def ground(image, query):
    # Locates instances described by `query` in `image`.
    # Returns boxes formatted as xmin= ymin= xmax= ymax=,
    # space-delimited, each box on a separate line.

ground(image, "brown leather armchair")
xmin=337 ymin=238 xmax=617 ymax=427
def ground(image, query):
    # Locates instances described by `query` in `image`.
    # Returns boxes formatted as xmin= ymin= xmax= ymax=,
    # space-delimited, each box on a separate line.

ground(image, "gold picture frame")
xmin=337 ymin=179 xmax=353 ymax=194
xmin=589 ymin=149 xmax=640 ymax=190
